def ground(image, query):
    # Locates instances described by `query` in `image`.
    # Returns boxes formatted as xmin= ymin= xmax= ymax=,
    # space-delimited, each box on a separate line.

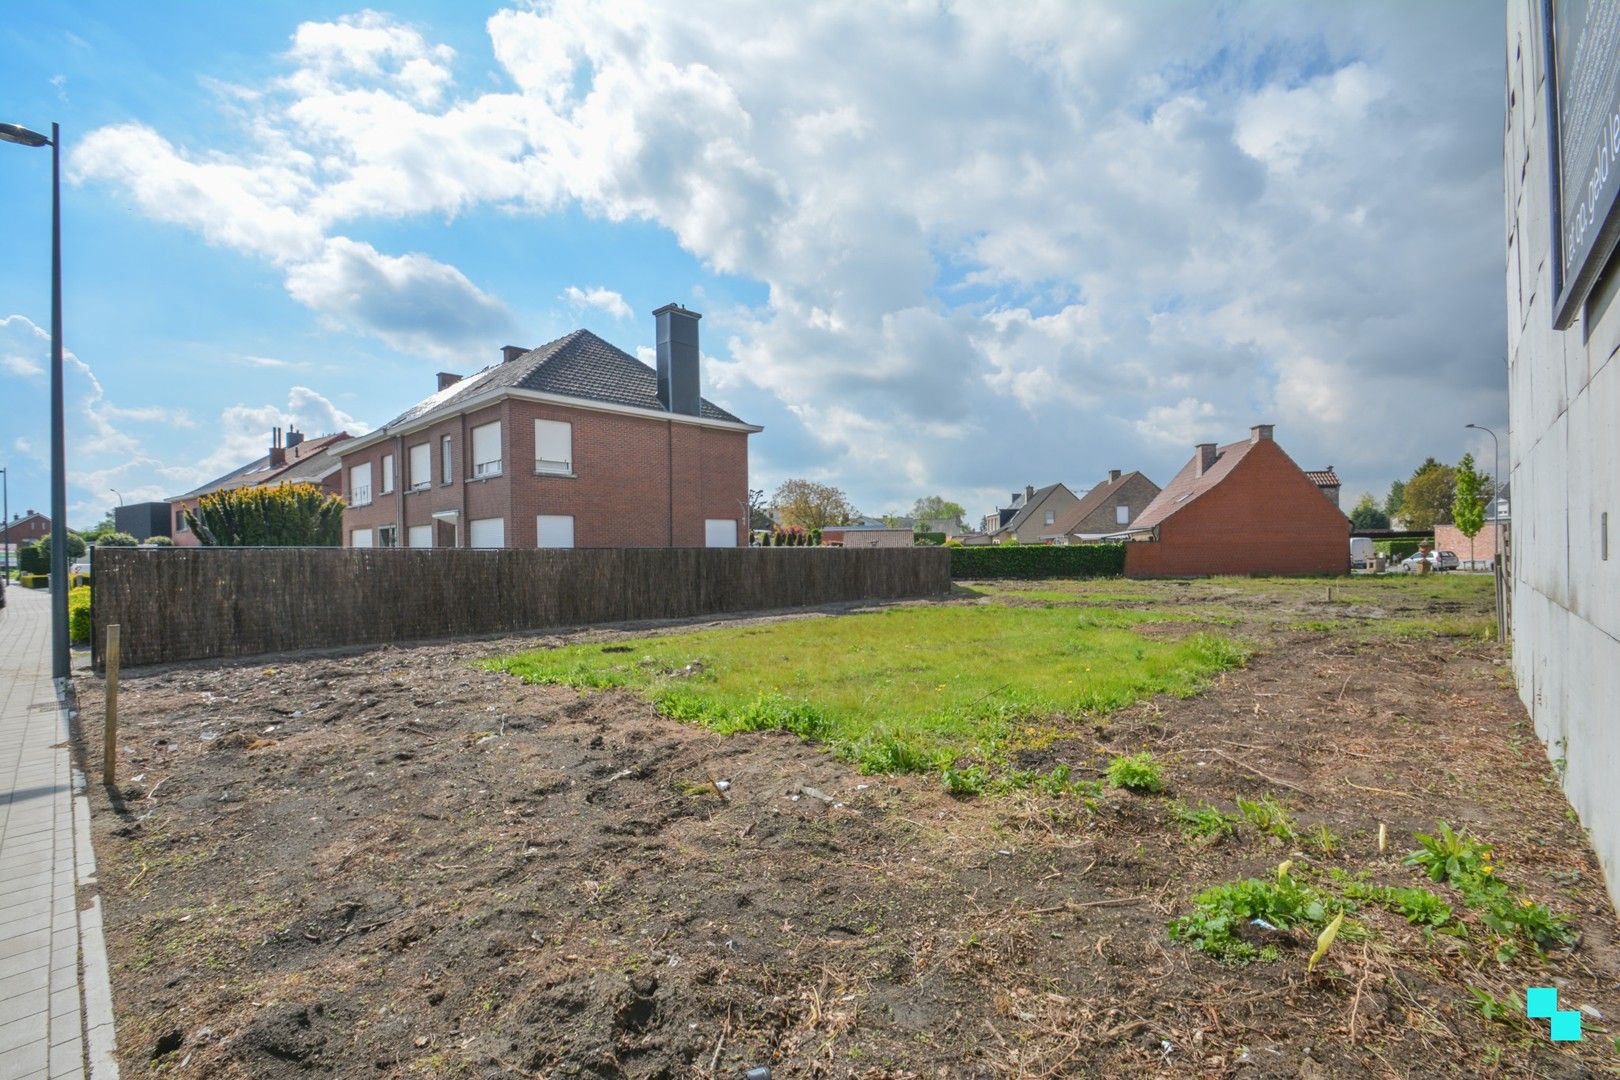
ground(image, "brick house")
xmin=973 ymin=483 xmax=1083 ymax=544
xmin=1043 ymin=469 xmax=1161 ymax=542
xmin=820 ymin=526 xmax=913 ymax=548
xmin=1121 ymin=425 xmax=1349 ymax=578
xmin=1304 ymin=467 xmax=1341 ymax=508
xmin=3 ymin=510 xmax=51 ymax=545
xmin=168 ymin=428 xmax=352 ymax=546
xmin=334 ymin=305 xmax=760 ymax=549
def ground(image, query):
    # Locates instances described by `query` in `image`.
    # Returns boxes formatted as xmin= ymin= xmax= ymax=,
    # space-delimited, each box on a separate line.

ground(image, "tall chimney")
xmin=1108 ymin=469 xmax=1121 ymax=483
xmin=285 ymin=428 xmax=305 ymax=450
xmin=437 ymin=371 xmax=463 ymax=391
xmin=500 ymin=346 xmax=528 ymax=364
xmin=1250 ymin=423 xmax=1274 ymax=444
xmin=654 ymin=304 xmax=702 ymax=416
xmin=268 ymin=427 xmax=286 ymax=467
xmin=1025 ymin=484 xmax=1035 ymax=499
xmin=1195 ymin=443 xmax=1218 ymax=477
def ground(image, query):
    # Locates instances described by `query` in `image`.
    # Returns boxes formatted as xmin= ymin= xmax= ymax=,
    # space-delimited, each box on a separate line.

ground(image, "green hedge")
xmin=19 ymin=573 xmax=48 ymax=589
xmin=950 ymin=543 xmax=1126 ymax=579
xmin=68 ymin=586 xmax=91 ymax=644
xmin=1374 ymin=539 xmax=1424 ymax=561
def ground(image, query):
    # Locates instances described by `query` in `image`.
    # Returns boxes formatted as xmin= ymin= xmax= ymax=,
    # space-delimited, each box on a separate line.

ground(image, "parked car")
xmin=1400 ymin=550 xmax=1459 ymax=572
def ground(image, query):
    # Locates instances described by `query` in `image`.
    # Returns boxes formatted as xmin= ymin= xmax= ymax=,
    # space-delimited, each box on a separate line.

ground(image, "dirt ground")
xmin=73 ymin=578 xmax=1620 ymax=1079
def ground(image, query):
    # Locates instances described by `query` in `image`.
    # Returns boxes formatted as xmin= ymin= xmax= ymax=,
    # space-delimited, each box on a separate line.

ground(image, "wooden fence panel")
xmin=90 ymin=546 xmax=952 ymax=669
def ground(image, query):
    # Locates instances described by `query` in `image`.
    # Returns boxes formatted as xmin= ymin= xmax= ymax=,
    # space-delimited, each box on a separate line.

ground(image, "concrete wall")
xmin=1506 ymin=1 xmax=1620 ymax=904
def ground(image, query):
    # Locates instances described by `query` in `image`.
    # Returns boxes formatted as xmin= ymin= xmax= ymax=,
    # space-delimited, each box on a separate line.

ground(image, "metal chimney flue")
xmin=654 ymin=304 xmax=702 ymax=416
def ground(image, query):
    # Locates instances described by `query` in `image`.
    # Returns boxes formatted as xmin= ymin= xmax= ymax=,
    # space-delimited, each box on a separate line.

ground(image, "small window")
xmin=468 ymin=516 xmax=504 ymax=548
xmin=351 ymin=528 xmax=373 ymax=548
xmin=349 ymin=462 xmax=372 ymax=506
xmin=1043 ymin=509 xmax=1055 ymax=526
xmin=1115 ymin=504 xmax=1130 ymax=525
xmin=441 ymin=436 xmax=453 ymax=485
xmin=705 ymin=519 xmax=737 ymax=548
xmin=377 ymin=525 xmax=397 ymax=548
xmin=407 ymin=524 xmax=433 ymax=548
xmin=175 ymin=508 xmax=189 ymax=532
xmin=537 ymin=515 xmax=575 ymax=549
xmin=471 ymin=420 xmax=502 ymax=478
xmin=381 ymin=453 xmax=395 ymax=495
xmin=408 ymin=443 xmax=431 ymax=491
xmin=535 ymin=419 xmax=573 ymax=475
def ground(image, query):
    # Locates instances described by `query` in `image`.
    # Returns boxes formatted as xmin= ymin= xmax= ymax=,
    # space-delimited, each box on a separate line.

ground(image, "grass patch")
xmin=1169 ymin=872 xmax=1357 ymax=963
xmin=1107 ymin=752 xmax=1166 ymax=793
xmin=1170 ymin=801 xmax=1239 ymax=839
xmin=485 ymin=605 xmax=1249 ymax=779
xmin=1237 ymin=794 xmax=1299 ymax=844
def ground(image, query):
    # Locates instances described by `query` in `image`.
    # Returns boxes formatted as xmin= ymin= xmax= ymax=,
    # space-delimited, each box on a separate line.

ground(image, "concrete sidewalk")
xmin=0 ymin=586 xmax=118 ymax=1079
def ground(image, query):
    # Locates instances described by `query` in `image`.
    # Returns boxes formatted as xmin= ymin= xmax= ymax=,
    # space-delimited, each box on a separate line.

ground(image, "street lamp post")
xmin=1466 ymin=423 xmax=1504 ymax=642
xmin=1 ymin=120 xmax=69 ymax=679
xmin=1 ymin=466 xmax=9 ymax=595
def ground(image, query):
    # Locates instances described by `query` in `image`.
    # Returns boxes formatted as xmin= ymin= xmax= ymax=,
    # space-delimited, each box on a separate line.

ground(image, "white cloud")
xmin=67 ymin=3 xmax=1508 ymax=519
xmin=563 ymin=285 xmax=633 ymax=321
xmin=236 ymin=354 xmax=309 ymax=370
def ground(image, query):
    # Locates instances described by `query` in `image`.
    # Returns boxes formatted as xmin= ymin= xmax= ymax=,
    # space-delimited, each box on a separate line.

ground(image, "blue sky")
xmin=1 ymin=1 xmax=1508 ymax=530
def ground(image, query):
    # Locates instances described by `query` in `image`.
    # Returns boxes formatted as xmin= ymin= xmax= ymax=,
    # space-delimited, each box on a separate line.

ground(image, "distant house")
xmin=1043 ymin=469 xmax=1161 ymax=542
xmin=1304 ymin=467 xmax=1341 ymax=508
xmin=976 ymin=483 xmax=1082 ymax=544
xmin=1120 ymin=425 xmax=1349 ymax=578
xmin=820 ymin=525 xmax=913 ymax=548
xmin=3 ymin=510 xmax=51 ymax=546
xmin=169 ymin=428 xmax=352 ymax=546
xmin=113 ymin=502 xmax=173 ymax=542
xmin=335 ymin=305 xmax=760 ymax=549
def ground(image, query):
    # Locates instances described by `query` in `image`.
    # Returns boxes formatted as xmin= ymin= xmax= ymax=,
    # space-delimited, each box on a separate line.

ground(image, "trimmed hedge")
xmin=950 ymin=543 xmax=1126 ymax=579
xmin=1374 ymin=539 xmax=1424 ymax=561
xmin=19 ymin=573 xmax=49 ymax=589
xmin=69 ymin=585 xmax=91 ymax=644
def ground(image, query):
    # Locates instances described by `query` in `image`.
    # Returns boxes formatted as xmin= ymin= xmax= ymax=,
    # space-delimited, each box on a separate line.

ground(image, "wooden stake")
xmin=103 ymin=624 xmax=120 ymax=787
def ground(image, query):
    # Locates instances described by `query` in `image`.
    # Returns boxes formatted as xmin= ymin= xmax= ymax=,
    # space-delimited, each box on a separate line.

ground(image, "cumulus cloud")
xmin=563 ymin=286 xmax=634 ymax=321
xmin=68 ymin=2 xmax=1508 ymax=518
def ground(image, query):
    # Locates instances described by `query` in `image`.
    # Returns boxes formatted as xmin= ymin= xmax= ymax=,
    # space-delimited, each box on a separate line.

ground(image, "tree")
xmin=771 ymin=479 xmax=855 ymax=530
xmin=143 ymin=536 xmax=175 ymax=547
xmin=1348 ymin=492 xmax=1390 ymax=531
xmin=910 ymin=495 xmax=966 ymax=527
xmin=184 ymin=483 xmax=346 ymax=546
xmin=96 ymin=531 xmax=139 ymax=547
xmin=1452 ymin=453 xmax=1487 ymax=567
xmin=744 ymin=488 xmax=772 ymax=531
xmin=79 ymin=511 xmax=116 ymax=541
xmin=1400 ymin=460 xmax=1455 ymax=530
xmin=19 ymin=532 xmax=87 ymax=575
xmin=880 ymin=513 xmax=906 ymax=528
xmin=1384 ymin=479 xmax=1406 ymax=524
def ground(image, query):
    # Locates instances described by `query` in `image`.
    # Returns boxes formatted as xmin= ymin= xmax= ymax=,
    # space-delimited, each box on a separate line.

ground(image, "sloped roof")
xmin=381 ymin=329 xmax=745 ymax=430
xmin=171 ymin=433 xmax=352 ymax=501
xmin=1128 ymin=439 xmax=1261 ymax=532
xmin=995 ymin=482 xmax=1072 ymax=535
xmin=1050 ymin=471 xmax=1156 ymax=535
xmin=1304 ymin=468 xmax=1340 ymax=487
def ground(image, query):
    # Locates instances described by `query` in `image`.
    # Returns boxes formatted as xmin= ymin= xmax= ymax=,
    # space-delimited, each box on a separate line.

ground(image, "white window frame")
xmin=351 ymin=528 xmax=373 ymax=548
xmin=441 ymin=436 xmax=453 ymax=486
xmin=381 ymin=453 xmax=395 ymax=495
xmin=534 ymin=419 xmax=573 ymax=475
xmin=1115 ymin=504 xmax=1130 ymax=525
xmin=408 ymin=443 xmax=431 ymax=491
xmin=536 ymin=514 xmax=575 ymax=549
xmin=468 ymin=516 xmax=505 ymax=548
xmin=705 ymin=519 xmax=738 ymax=548
xmin=349 ymin=462 xmax=372 ymax=507
xmin=471 ymin=420 xmax=502 ymax=479
xmin=407 ymin=524 xmax=433 ymax=548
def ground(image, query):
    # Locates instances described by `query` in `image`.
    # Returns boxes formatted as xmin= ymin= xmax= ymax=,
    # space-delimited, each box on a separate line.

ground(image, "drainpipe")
xmin=667 ymin=420 xmax=675 ymax=547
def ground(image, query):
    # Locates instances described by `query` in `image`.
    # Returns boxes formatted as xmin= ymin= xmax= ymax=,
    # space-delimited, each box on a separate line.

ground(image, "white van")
xmin=1350 ymin=536 xmax=1375 ymax=569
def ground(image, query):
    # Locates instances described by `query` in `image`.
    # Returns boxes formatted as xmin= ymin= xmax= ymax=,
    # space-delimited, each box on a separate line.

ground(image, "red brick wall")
xmin=339 ymin=398 xmax=750 ymax=548
xmin=1433 ymin=522 xmax=1499 ymax=566
xmin=4 ymin=515 xmax=52 ymax=544
xmin=1125 ymin=439 xmax=1349 ymax=577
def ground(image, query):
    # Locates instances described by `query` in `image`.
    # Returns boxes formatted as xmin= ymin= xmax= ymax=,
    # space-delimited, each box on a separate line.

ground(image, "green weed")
xmin=1237 ymin=795 xmax=1298 ymax=844
xmin=1169 ymin=874 xmax=1354 ymax=963
xmin=1107 ymin=752 xmax=1165 ymax=793
xmin=1170 ymin=801 xmax=1238 ymax=840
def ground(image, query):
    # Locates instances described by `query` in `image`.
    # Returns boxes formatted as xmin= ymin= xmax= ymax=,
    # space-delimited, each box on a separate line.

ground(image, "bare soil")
xmin=74 ymin=579 xmax=1620 ymax=1078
